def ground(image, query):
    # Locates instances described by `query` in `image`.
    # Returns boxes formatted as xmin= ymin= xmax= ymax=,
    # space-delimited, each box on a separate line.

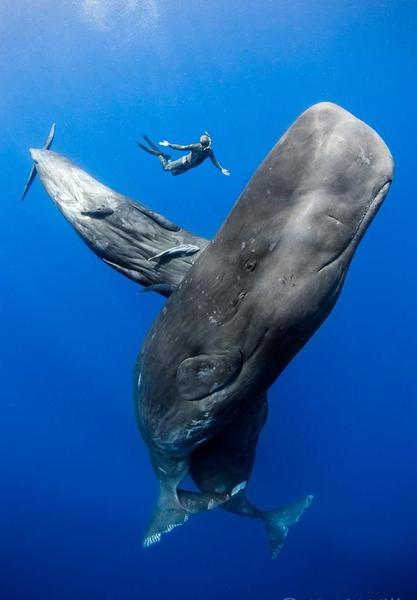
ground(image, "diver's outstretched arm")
xmin=159 ymin=140 xmax=198 ymax=151
xmin=210 ymin=152 xmax=230 ymax=176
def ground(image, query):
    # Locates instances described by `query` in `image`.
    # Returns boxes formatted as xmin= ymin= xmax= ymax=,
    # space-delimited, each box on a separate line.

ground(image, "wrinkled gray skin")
xmin=29 ymin=102 xmax=393 ymax=556
xmin=136 ymin=102 xmax=393 ymax=546
xmin=28 ymin=148 xmax=208 ymax=296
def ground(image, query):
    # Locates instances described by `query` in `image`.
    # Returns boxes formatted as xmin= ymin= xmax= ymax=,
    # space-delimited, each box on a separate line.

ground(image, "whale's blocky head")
xmin=258 ymin=102 xmax=393 ymax=278
xmin=29 ymin=148 xmax=118 ymax=217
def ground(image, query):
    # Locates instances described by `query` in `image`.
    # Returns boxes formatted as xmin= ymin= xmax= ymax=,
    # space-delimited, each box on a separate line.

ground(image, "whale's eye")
xmin=176 ymin=347 xmax=242 ymax=401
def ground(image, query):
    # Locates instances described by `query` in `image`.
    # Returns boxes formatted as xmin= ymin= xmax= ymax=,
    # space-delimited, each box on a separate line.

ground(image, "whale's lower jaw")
xmin=318 ymin=179 xmax=392 ymax=275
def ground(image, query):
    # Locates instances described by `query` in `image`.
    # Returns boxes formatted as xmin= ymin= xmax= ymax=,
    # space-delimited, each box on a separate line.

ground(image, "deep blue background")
xmin=1 ymin=1 xmax=416 ymax=598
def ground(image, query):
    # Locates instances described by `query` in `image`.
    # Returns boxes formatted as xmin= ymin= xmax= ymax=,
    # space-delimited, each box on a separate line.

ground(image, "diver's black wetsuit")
xmin=138 ymin=134 xmax=229 ymax=176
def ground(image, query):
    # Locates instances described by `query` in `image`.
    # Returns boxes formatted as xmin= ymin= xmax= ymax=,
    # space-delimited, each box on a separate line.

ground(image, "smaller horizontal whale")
xmin=27 ymin=148 xmax=208 ymax=295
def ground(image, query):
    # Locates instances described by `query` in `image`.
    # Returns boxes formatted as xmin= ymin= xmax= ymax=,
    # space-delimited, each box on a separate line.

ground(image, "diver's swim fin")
xmin=21 ymin=122 xmax=56 ymax=201
xmin=137 ymin=141 xmax=170 ymax=160
xmin=137 ymin=141 xmax=160 ymax=156
xmin=263 ymin=494 xmax=314 ymax=558
xmin=142 ymin=134 xmax=160 ymax=151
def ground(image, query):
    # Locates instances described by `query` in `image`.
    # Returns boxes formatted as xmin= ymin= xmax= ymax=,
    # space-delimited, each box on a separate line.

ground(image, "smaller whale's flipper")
xmin=263 ymin=494 xmax=314 ymax=558
xmin=43 ymin=122 xmax=56 ymax=150
xmin=143 ymin=482 xmax=230 ymax=548
xmin=21 ymin=122 xmax=56 ymax=201
xmin=21 ymin=165 xmax=38 ymax=202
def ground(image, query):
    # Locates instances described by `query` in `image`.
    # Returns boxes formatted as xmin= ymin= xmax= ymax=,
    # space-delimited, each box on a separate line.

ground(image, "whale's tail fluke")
xmin=262 ymin=494 xmax=314 ymax=558
xmin=21 ymin=122 xmax=56 ymax=201
xmin=142 ymin=483 xmax=190 ymax=548
xmin=143 ymin=481 xmax=243 ymax=548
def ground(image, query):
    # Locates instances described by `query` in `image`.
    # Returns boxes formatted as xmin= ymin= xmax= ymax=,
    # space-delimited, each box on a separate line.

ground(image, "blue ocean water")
xmin=1 ymin=1 xmax=416 ymax=598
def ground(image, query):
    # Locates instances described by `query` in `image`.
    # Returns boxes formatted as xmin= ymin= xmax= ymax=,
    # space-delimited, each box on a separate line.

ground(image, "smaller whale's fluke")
xmin=263 ymin=494 xmax=314 ymax=558
xmin=21 ymin=122 xmax=56 ymax=201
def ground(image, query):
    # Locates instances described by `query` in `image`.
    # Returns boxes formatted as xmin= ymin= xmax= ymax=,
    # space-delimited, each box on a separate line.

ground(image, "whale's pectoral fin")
xmin=21 ymin=122 xmax=56 ymax=201
xmin=176 ymin=346 xmax=243 ymax=401
xmin=143 ymin=482 xmax=231 ymax=548
xmin=148 ymin=244 xmax=200 ymax=263
xmin=263 ymin=494 xmax=314 ymax=558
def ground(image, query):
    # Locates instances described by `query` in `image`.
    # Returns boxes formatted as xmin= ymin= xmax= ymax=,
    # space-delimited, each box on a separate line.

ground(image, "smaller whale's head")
xmin=29 ymin=148 xmax=116 ymax=219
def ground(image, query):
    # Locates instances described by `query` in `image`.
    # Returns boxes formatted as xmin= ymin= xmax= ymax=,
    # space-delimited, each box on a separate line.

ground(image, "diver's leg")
xmin=157 ymin=155 xmax=172 ymax=170
xmin=157 ymin=156 xmax=188 ymax=173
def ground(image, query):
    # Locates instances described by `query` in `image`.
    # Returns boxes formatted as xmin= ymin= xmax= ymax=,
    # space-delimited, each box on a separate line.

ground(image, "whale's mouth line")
xmin=318 ymin=179 xmax=392 ymax=273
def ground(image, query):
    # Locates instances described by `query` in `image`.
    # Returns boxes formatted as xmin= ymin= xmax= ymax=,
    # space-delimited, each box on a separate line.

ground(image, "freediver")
xmin=137 ymin=133 xmax=230 ymax=176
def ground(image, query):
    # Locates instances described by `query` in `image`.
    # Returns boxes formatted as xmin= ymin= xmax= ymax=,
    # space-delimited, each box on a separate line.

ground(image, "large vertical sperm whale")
xmin=27 ymin=103 xmax=393 ymax=556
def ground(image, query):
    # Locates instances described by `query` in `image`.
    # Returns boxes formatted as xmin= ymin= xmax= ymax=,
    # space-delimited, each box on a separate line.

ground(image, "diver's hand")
xmin=159 ymin=140 xmax=170 ymax=147
xmin=221 ymin=168 xmax=230 ymax=176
